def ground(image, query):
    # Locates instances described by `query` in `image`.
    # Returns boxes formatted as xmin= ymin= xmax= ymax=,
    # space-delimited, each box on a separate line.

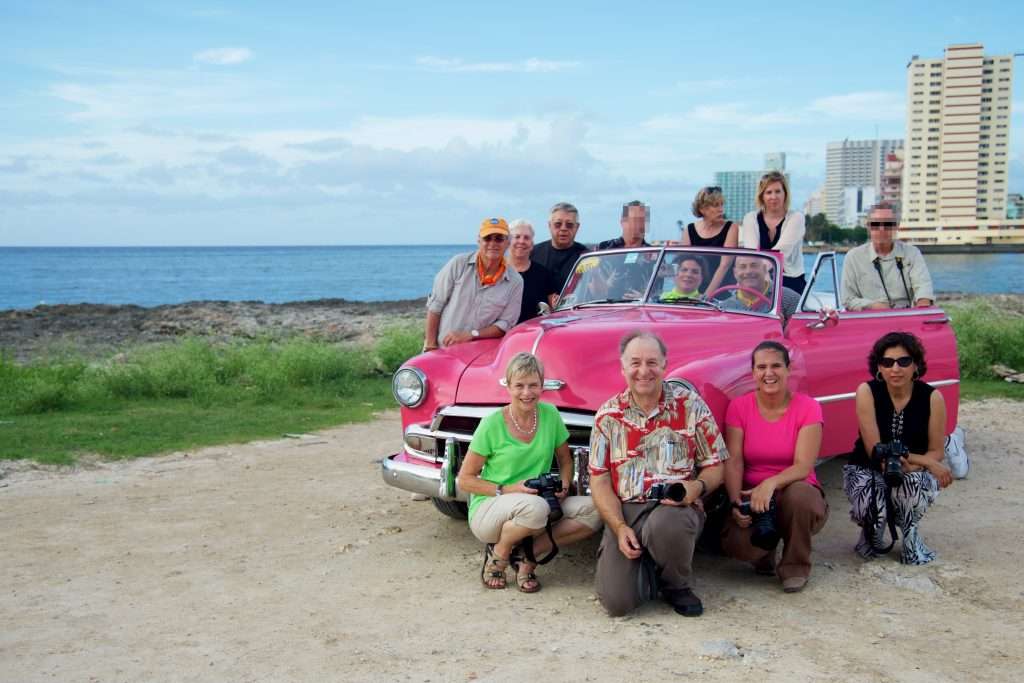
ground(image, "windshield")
xmin=556 ymin=247 xmax=783 ymax=315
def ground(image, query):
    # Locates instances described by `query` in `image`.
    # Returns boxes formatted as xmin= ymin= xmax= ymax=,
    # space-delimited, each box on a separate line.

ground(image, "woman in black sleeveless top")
xmin=842 ymin=332 xmax=953 ymax=565
xmin=681 ymin=186 xmax=738 ymax=292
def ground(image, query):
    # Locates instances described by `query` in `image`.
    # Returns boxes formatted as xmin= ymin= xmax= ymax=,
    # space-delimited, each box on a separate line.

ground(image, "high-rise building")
xmin=803 ymin=187 xmax=825 ymax=218
xmin=713 ymin=152 xmax=787 ymax=221
xmin=842 ymin=186 xmax=877 ymax=227
xmin=1008 ymin=193 xmax=1024 ymax=220
xmin=764 ymin=152 xmax=786 ymax=172
xmin=901 ymin=43 xmax=1021 ymax=244
xmin=881 ymin=150 xmax=904 ymax=218
xmin=714 ymin=171 xmax=760 ymax=221
xmin=824 ymin=139 xmax=903 ymax=225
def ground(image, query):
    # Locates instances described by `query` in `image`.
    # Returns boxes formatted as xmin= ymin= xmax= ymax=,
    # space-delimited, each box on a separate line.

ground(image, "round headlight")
xmin=392 ymin=367 xmax=427 ymax=407
xmin=666 ymin=378 xmax=699 ymax=397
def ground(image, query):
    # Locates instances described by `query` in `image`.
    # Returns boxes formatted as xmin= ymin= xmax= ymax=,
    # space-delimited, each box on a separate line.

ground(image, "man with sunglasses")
xmin=423 ymin=218 xmax=523 ymax=352
xmin=531 ymin=202 xmax=590 ymax=291
xmin=841 ymin=204 xmax=934 ymax=310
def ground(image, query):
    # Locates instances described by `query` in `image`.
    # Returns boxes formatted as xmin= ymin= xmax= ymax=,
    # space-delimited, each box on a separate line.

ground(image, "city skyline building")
xmin=824 ymin=138 xmax=903 ymax=225
xmin=842 ymin=186 xmax=877 ymax=227
xmin=713 ymin=152 xmax=787 ymax=221
xmin=1008 ymin=193 xmax=1024 ymax=220
xmin=881 ymin=150 xmax=904 ymax=218
xmin=803 ymin=187 xmax=825 ymax=218
xmin=900 ymin=43 xmax=1021 ymax=244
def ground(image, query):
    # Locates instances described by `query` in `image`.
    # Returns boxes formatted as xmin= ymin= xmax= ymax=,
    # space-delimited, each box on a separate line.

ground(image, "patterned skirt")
xmin=842 ymin=465 xmax=940 ymax=565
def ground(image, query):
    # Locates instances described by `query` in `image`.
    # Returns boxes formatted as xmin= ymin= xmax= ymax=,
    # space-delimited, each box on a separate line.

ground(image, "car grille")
xmin=404 ymin=405 xmax=595 ymax=493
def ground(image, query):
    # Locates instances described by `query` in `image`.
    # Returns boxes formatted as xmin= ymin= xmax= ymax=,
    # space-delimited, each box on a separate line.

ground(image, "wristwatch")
xmin=471 ymin=329 xmax=480 ymax=338
xmin=494 ymin=484 xmax=503 ymax=496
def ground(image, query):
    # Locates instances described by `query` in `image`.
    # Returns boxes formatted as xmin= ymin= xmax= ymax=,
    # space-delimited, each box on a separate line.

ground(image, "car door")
xmin=786 ymin=253 xmax=959 ymax=459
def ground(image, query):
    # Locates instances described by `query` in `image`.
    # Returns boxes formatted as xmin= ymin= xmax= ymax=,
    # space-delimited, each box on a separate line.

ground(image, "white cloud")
xmin=809 ymin=91 xmax=904 ymax=121
xmin=415 ymin=56 xmax=580 ymax=73
xmin=193 ymin=47 xmax=253 ymax=65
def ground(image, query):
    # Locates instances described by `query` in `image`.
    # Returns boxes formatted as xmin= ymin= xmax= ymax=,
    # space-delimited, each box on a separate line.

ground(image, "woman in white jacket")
xmin=740 ymin=171 xmax=806 ymax=294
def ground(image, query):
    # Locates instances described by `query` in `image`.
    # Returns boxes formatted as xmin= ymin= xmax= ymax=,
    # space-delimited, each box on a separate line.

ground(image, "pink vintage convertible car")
xmin=382 ymin=246 xmax=960 ymax=519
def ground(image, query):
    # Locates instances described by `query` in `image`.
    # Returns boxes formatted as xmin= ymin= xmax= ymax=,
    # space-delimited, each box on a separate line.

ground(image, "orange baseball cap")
xmin=479 ymin=217 xmax=510 ymax=238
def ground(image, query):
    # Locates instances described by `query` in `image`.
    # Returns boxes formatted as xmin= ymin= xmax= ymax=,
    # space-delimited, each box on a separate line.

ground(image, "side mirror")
xmin=538 ymin=301 xmax=552 ymax=316
xmin=806 ymin=307 xmax=839 ymax=330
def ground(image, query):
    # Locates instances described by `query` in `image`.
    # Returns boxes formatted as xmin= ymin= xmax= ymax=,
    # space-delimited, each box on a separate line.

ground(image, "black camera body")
xmin=524 ymin=473 xmax=564 ymax=521
xmin=647 ymin=481 xmax=687 ymax=503
xmin=873 ymin=441 xmax=910 ymax=488
xmin=738 ymin=498 xmax=781 ymax=551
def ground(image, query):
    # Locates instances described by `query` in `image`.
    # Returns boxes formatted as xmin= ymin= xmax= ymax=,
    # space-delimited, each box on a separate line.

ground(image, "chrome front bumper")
xmin=380 ymin=453 xmax=469 ymax=501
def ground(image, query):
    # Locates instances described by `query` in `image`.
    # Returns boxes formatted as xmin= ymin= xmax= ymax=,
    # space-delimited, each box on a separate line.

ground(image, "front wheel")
xmin=431 ymin=497 xmax=468 ymax=519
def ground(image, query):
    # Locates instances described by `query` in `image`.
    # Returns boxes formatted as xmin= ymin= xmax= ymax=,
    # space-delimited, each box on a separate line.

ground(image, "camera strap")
xmin=520 ymin=522 xmax=559 ymax=565
xmin=872 ymin=257 xmax=895 ymax=308
xmin=865 ymin=473 xmax=899 ymax=554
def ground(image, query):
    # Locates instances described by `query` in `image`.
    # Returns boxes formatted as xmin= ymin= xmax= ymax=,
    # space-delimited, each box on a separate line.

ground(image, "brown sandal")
xmin=516 ymin=562 xmax=542 ymax=593
xmin=481 ymin=545 xmax=509 ymax=590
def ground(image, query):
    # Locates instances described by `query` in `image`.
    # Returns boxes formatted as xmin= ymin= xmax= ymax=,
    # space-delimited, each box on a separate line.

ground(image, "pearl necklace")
xmin=506 ymin=405 xmax=538 ymax=434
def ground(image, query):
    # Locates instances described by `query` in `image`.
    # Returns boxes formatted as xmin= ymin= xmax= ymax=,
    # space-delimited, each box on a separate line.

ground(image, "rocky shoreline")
xmin=0 ymin=298 xmax=427 ymax=362
xmin=1 ymin=293 xmax=1021 ymax=363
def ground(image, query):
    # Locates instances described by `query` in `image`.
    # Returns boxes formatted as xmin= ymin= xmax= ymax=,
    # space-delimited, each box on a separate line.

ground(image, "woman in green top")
xmin=458 ymin=352 xmax=602 ymax=592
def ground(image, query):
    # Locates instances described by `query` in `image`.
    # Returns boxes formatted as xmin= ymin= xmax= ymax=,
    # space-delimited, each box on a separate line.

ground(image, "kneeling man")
xmin=589 ymin=332 xmax=727 ymax=617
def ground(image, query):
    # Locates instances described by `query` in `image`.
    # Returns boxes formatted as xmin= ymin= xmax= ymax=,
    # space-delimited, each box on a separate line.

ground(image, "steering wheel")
xmin=706 ymin=284 xmax=772 ymax=308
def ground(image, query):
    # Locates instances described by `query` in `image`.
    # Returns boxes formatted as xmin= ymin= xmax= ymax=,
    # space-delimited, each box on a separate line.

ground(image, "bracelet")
xmin=694 ymin=478 xmax=707 ymax=496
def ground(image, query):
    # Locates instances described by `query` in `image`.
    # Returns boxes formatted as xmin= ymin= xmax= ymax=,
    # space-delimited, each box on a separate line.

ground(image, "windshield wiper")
xmin=571 ymin=298 xmax=637 ymax=309
xmin=659 ymin=296 xmax=722 ymax=311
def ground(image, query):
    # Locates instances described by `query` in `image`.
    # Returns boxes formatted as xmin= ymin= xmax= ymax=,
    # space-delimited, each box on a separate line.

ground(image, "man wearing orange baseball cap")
xmin=423 ymin=218 xmax=524 ymax=351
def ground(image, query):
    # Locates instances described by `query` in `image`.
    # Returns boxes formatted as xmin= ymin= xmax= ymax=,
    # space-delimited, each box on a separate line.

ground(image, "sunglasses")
xmin=481 ymin=234 xmax=507 ymax=243
xmin=551 ymin=220 xmax=578 ymax=229
xmin=879 ymin=356 xmax=914 ymax=368
xmin=868 ymin=221 xmax=897 ymax=230
xmin=705 ymin=186 xmax=722 ymax=193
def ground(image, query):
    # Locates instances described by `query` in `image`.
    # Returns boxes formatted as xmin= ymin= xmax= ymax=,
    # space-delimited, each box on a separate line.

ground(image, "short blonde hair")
xmin=505 ymin=352 xmax=544 ymax=385
xmin=691 ymin=186 xmax=724 ymax=218
xmin=755 ymin=171 xmax=790 ymax=212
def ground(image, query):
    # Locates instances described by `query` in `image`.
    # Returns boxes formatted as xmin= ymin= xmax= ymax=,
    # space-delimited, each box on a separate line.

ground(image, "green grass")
xmin=946 ymin=301 xmax=1024 ymax=381
xmin=959 ymin=378 xmax=1024 ymax=402
xmin=0 ymin=332 xmax=418 ymax=465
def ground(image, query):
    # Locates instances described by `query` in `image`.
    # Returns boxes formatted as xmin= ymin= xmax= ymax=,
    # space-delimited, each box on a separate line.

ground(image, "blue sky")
xmin=1 ymin=0 xmax=1022 ymax=246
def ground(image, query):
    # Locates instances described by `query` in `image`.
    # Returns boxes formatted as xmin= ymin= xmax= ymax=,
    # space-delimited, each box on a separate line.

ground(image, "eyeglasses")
xmin=868 ymin=221 xmax=897 ymax=230
xmin=551 ymin=221 xmax=578 ymax=229
xmin=879 ymin=356 xmax=914 ymax=368
xmin=482 ymin=234 xmax=508 ymax=243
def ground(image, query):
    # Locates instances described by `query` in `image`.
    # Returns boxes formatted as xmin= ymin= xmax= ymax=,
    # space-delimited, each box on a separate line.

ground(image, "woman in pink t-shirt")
xmin=721 ymin=341 xmax=828 ymax=593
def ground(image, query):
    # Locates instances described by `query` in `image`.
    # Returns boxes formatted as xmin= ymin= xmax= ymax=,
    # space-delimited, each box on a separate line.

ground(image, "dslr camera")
xmin=647 ymin=481 xmax=688 ymax=503
xmin=737 ymin=498 xmax=781 ymax=551
xmin=873 ymin=441 xmax=910 ymax=488
xmin=524 ymin=473 xmax=564 ymax=521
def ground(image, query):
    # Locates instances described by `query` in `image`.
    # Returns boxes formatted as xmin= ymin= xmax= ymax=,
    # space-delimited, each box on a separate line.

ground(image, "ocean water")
xmin=0 ymin=246 xmax=1020 ymax=311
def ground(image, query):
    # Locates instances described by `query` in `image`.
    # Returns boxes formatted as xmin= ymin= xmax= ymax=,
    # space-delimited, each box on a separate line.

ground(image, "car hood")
xmin=454 ymin=306 xmax=776 ymax=410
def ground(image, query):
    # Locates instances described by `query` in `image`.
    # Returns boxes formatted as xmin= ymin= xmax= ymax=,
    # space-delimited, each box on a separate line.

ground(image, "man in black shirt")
xmin=531 ymin=201 xmax=590 ymax=291
xmin=597 ymin=200 xmax=651 ymax=251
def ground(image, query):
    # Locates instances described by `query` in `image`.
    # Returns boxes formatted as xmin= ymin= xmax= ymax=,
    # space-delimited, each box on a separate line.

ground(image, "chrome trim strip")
xmin=814 ymin=378 xmax=960 ymax=404
xmin=793 ymin=309 xmax=945 ymax=321
xmin=437 ymin=404 xmax=594 ymax=428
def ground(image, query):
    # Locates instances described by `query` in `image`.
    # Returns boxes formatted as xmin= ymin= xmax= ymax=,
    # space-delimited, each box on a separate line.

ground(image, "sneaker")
xmin=944 ymin=426 xmax=969 ymax=479
xmin=782 ymin=576 xmax=807 ymax=593
xmin=662 ymin=587 xmax=704 ymax=617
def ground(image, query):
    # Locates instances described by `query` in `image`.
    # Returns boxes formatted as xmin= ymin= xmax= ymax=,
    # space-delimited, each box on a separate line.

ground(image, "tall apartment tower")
xmin=713 ymin=152 xmax=787 ymax=221
xmin=824 ymin=139 xmax=903 ymax=225
xmin=901 ymin=43 xmax=1019 ymax=244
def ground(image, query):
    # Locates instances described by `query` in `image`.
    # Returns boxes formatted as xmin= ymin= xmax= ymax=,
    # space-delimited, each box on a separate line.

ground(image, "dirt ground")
xmin=1 ymin=400 xmax=1021 ymax=683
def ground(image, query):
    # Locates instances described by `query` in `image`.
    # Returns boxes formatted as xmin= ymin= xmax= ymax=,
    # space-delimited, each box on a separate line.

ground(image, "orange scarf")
xmin=477 ymin=256 xmax=507 ymax=286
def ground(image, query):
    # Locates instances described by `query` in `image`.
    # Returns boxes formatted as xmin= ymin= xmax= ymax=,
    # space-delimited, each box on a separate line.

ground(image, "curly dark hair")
xmin=867 ymin=331 xmax=927 ymax=379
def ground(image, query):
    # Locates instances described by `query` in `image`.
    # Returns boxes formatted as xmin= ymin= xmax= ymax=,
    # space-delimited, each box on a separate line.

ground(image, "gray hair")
xmin=549 ymin=202 xmax=579 ymax=217
xmin=618 ymin=331 xmax=667 ymax=360
xmin=505 ymin=352 xmax=544 ymax=385
xmin=508 ymin=219 xmax=534 ymax=237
